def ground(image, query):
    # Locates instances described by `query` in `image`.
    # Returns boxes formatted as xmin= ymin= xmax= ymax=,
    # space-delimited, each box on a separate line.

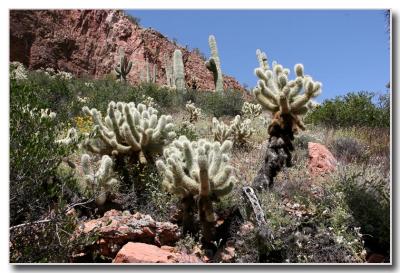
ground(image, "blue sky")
xmin=126 ymin=10 xmax=390 ymax=102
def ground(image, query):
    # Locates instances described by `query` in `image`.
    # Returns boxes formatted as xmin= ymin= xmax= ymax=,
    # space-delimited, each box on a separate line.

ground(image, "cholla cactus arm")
xmin=80 ymin=154 xmax=119 ymax=206
xmin=173 ymin=49 xmax=185 ymax=90
xmin=205 ymin=35 xmax=224 ymax=92
xmin=256 ymin=49 xmax=269 ymax=72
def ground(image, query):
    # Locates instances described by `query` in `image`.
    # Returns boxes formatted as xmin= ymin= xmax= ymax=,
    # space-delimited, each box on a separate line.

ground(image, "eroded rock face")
xmin=10 ymin=10 xmax=244 ymax=91
xmin=113 ymin=242 xmax=202 ymax=263
xmin=72 ymin=210 xmax=180 ymax=261
xmin=308 ymin=142 xmax=337 ymax=176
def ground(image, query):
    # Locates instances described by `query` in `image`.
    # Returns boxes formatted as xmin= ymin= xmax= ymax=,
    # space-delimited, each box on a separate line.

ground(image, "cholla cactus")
xmin=141 ymin=95 xmax=157 ymax=108
xmin=81 ymin=154 xmax=119 ymax=206
xmin=205 ymin=35 xmax=224 ymax=92
xmin=40 ymin=108 xmax=57 ymax=119
xmin=114 ymin=49 xmax=133 ymax=82
xmin=10 ymin=61 xmax=28 ymax=81
xmin=253 ymin=50 xmax=321 ymax=134
xmin=185 ymin=101 xmax=201 ymax=123
xmin=173 ymin=49 xmax=185 ymax=90
xmin=251 ymin=50 xmax=322 ymax=191
xmin=242 ymin=101 xmax=263 ymax=119
xmin=156 ymin=136 xmax=236 ymax=241
xmin=57 ymin=128 xmax=79 ymax=145
xmin=212 ymin=117 xmax=233 ymax=143
xmin=82 ymin=101 xmax=176 ymax=163
xmin=230 ymin=115 xmax=254 ymax=146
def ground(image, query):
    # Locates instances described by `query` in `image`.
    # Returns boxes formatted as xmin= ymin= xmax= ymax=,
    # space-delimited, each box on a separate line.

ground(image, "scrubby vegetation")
xmin=9 ymin=50 xmax=390 ymax=265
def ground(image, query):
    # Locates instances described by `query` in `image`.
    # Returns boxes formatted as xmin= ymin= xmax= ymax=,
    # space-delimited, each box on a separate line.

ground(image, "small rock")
xmin=308 ymin=142 xmax=337 ymax=176
xmin=71 ymin=210 xmax=180 ymax=261
xmin=113 ymin=242 xmax=202 ymax=263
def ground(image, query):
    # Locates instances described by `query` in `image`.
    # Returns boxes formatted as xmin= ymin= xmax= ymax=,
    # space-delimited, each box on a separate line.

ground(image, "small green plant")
xmin=305 ymin=91 xmax=390 ymax=128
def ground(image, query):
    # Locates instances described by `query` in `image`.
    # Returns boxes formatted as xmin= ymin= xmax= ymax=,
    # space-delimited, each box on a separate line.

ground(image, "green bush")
xmin=10 ymin=79 xmax=77 ymax=225
xmin=336 ymin=164 xmax=390 ymax=258
xmin=305 ymin=91 xmax=390 ymax=128
xmin=184 ymin=89 xmax=244 ymax=118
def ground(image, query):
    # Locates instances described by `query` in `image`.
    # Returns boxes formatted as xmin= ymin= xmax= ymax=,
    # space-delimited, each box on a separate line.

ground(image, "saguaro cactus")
xmin=173 ymin=49 xmax=185 ymax=90
xmin=145 ymin=59 xmax=157 ymax=83
xmin=164 ymin=53 xmax=174 ymax=87
xmin=114 ymin=49 xmax=132 ymax=82
xmin=252 ymin=50 xmax=322 ymax=190
xmin=205 ymin=35 xmax=224 ymax=92
xmin=81 ymin=154 xmax=119 ymax=206
xmin=156 ymin=136 xmax=237 ymax=242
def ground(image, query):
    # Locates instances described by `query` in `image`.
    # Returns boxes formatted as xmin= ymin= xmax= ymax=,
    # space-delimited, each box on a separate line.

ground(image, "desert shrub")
xmin=26 ymin=69 xmax=81 ymax=122
xmin=175 ymin=122 xmax=199 ymax=141
xmin=335 ymin=164 xmax=390 ymax=258
xmin=10 ymin=78 xmax=82 ymax=262
xmin=305 ymin=91 xmax=390 ymax=128
xmin=128 ymin=164 xmax=178 ymax=222
xmin=124 ymin=13 xmax=141 ymax=26
xmin=329 ymin=137 xmax=367 ymax=163
xmin=184 ymin=89 xmax=244 ymax=118
xmin=10 ymin=79 xmax=76 ymax=226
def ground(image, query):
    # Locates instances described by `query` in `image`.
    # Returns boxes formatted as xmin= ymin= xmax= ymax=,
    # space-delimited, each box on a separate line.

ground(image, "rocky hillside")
xmin=10 ymin=10 xmax=244 ymax=91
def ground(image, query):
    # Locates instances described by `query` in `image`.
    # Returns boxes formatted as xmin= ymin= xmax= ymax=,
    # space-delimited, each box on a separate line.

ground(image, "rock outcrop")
xmin=308 ymin=142 xmax=337 ymax=176
xmin=71 ymin=210 xmax=180 ymax=262
xmin=113 ymin=242 xmax=202 ymax=263
xmin=10 ymin=10 xmax=244 ymax=91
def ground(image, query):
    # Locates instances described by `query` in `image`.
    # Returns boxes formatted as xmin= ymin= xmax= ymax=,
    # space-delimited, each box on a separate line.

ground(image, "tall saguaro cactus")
xmin=205 ymin=35 xmax=224 ymax=92
xmin=173 ymin=49 xmax=185 ymax=90
xmin=164 ymin=53 xmax=174 ymax=87
xmin=252 ymin=49 xmax=322 ymax=190
xmin=114 ymin=49 xmax=133 ymax=82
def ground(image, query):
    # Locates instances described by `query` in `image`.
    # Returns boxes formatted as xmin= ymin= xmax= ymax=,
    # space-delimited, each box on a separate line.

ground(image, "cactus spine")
xmin=205 ymin=35 xmax=224 ymax=92
xmin=114 ymin=49 xmax=132 ymax=82
xmin=81 ymin=154 xmax=119 ymax=206
xmin=173 ymin=49 xmax=185 ymax=90
xmin=156 ymin=136 xmax=236 ymax=241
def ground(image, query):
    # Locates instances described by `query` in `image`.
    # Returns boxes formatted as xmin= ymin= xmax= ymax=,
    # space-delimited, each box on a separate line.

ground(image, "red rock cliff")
xmin=10 ymin=10 xmax=244 ymax=91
